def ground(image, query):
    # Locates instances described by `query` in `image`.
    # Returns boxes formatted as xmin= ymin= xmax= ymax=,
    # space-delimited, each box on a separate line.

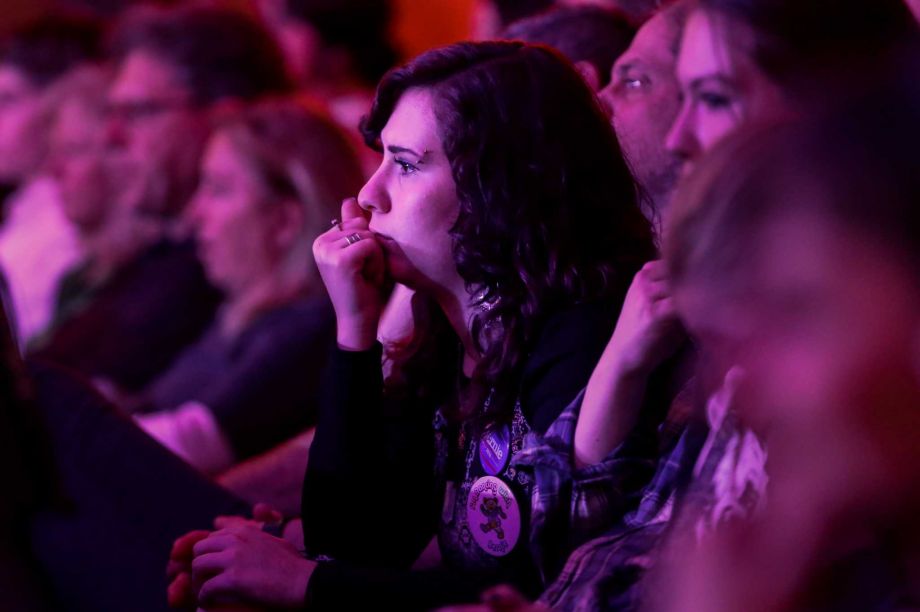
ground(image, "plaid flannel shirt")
xmin=524 ymin=368 xmax=768 ymax=611
xmin=512 ymin=378 xmax=697 ymax=585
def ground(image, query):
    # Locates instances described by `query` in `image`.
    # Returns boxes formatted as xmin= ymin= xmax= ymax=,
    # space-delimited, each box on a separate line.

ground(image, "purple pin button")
xmin=467 ymin=476 xmax=521 ymax=557
xmin=479 ymin=424 xmax=511 ymax=476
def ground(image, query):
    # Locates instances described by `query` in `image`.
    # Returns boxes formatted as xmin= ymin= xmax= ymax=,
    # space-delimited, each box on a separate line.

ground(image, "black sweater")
xmin=301 ymin=301 xmax=616 ymax=610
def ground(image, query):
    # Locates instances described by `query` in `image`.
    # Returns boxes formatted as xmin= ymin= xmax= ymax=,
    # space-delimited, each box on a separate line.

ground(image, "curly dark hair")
xmin=363 ymin=41 xmax=655 ymax=423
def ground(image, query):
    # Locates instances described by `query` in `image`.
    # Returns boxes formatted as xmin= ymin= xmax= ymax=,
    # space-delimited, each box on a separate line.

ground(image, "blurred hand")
xmin=213 ymin=503 xmax=303 ymax=549
xmin=313 ymin=197 xmax=387 ymax=350
xmin=168 ymin=504 xmax=289 ymax=609
xmin=213 ymin=502 xmax=283 ymax=531
xmin=168 ymin=530 xmax=211 ymax=608
xmin=191 ymin=525 xmax=315 ymax=609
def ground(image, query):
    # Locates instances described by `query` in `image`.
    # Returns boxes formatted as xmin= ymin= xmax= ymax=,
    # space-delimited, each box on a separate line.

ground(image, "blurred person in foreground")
xmin=658 ymin=56 xmax=920 ymax=611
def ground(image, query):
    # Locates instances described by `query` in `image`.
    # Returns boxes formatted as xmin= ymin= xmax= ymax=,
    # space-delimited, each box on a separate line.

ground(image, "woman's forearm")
xmin=573 ymin=349 xmax=651 ymax=468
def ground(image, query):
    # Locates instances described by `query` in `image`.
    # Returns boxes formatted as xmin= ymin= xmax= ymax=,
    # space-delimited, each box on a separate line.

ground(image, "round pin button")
xmin=466 ymin=476 xmax=520 ymax=557
xmin=479 ymin=424 xmax=511 ymax=476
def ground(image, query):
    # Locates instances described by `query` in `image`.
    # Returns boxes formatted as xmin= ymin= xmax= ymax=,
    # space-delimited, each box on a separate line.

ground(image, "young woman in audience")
xmin=169 ymin=40 xmax=655 ymax=610
xmin=133 ymin=98 xmax=364 ymax=474
xmin=659 ymin=63 xmax=919 ymax=611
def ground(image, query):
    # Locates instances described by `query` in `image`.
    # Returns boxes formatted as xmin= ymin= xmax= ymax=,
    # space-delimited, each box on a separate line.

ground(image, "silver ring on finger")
xmin=344 ymin=232 xmax=362 ymax=246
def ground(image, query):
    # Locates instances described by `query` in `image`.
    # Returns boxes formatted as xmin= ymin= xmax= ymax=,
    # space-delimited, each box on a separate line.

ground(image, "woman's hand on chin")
xmin=314 ymin=197 xmax=387 ymax=351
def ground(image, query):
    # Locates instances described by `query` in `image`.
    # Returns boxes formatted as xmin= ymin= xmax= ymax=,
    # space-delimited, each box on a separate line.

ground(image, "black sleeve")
xmin=301 ymin=344 xmax=439 ymax=569
xmin=301 ymin=305 xmax=617 ymax=609
xmin=521 ymin=302 xmax=617 ymax=434
xmin=302 ymin=345 xmax=529 ymax=609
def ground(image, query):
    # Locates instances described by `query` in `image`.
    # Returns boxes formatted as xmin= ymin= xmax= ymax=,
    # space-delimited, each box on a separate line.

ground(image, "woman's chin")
xmin=377 ymin=239 xmax=416 ymax=285
xmin=377 ymin=239 xmax=444 ymax=294
xmin=385 ymin=259 xmax=420 ymax=289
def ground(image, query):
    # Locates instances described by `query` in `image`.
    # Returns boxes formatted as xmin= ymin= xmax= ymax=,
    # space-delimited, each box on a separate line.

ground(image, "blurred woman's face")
xmin=674 ymin=207 xmax=920 ymax=459
xmin=357 ymin=88 xmax=461 ymax=292
xmin=189 ymin=132 xmax=289 ymax=295
xmin=740 ymin=210 xmax=920 ymax=434
xmin=49 ymin=99 xmax=112 ymax=234
xmin=665 ymin=9 xmax=788 ymax=167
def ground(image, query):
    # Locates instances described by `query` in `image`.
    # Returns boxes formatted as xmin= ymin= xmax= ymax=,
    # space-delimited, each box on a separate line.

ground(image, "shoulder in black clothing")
xmin=520 ymin=300 xmax=619 ymax=434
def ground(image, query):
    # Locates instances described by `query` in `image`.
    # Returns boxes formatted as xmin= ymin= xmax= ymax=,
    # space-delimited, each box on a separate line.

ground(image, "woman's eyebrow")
xmin=689 ymin=74 xmax=734 ymax=92
xmin=386 ymin=144 xmax=423 ymax=158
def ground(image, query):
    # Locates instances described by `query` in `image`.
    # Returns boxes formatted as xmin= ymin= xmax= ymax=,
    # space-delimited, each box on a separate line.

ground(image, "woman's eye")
xmin=699 ymin=92 xmax=732 ymax=110
xmin=394 ymin=158 xmax=418 ymax=175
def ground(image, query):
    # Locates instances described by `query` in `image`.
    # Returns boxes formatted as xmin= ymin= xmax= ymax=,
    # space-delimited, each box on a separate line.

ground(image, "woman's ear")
xmin=574 ymin=61 xmax=601 ymax=93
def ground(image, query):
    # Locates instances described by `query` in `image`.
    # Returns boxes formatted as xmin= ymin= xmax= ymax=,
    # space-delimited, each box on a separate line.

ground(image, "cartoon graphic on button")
xmin=479 ymin=493 xmax=507 ymax=539
xmin=467 ymin=476 xmax=520 ymax=557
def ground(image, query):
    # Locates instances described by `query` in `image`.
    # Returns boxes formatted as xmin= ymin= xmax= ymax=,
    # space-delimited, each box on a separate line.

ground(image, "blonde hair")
xmin=215 ymin=97 xmax=364 ymax=288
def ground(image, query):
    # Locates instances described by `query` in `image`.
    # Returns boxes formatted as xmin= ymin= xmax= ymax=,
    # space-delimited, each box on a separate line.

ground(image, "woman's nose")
xmin=664 ymin=104 xmax=700 ymax=162
xmin=356 ymin=168 xmax=391 ymax=214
